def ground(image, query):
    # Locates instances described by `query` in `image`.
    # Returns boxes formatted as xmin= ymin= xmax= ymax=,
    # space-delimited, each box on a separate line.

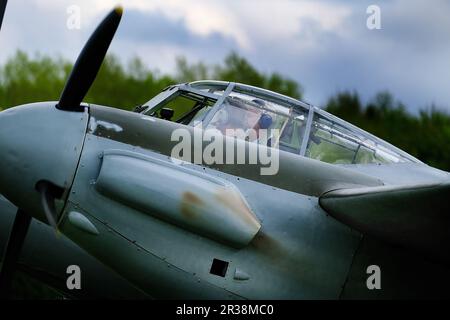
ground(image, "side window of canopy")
xmin=205 ymin=93 xmax=308 ymax=153
xmin=145 ymin=91 xmax=216 ymax=126
xmin=306 ymin=113 xmax=412 ymax=164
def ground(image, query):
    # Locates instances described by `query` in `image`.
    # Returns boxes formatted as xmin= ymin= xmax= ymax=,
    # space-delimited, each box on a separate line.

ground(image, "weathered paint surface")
xmin=66 ymin=104 xmax=450 ymax=299
xmin=320 ymin=183 xmax=450 ymax=264
xmin=94 ymin=149 xmax=261 ymax=248
xmin=88 ymin=105 xmax=384 ymax=197
xmin=3 ymin=100 xmax=450 ymax=299
xmin=0 ymin=195 xmax=149 ymax=299
xmin=0 ymin=103 xmax=88 ymax=224
xmin=62 ymin=129 xmax=362 ymax=299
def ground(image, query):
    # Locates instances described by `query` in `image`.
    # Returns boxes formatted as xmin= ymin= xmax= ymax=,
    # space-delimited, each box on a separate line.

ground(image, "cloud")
xmin=1 ymin=0 xmax=449 ymax=112
xmin=225 ymin=0 xmax=450 ymax=112
xmin=117 ymin=9 xmax=238 ymax=50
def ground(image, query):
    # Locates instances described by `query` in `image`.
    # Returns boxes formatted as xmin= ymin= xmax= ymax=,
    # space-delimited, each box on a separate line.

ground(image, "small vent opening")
xmin=210 ymin=258 xmax=229 ymax=277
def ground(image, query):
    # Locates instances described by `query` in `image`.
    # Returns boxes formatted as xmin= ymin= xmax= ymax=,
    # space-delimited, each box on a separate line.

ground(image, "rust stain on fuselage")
xmin=215 ymin=188 xmax=260 ymax=228
xmin=250 ymin=231 xmax=314 ymax=281
xmin=183 ymin=191 xmax=203 ymax=205
xmin=180 ymin=191 xmax=203 ymax=219
xmin=250 ymin=231 xmax=282 ymax=254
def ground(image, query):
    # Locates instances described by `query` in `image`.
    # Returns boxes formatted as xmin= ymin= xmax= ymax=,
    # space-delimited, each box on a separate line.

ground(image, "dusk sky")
xmin=1 ymin=0 xmax=450 ymax=112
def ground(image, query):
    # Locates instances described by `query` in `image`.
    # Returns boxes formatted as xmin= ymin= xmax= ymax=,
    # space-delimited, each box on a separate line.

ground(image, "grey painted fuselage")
xmin=0 ymin=194 xmax=149 ymax=299
xmin=1 ymin=99 xmax=450 ymax=299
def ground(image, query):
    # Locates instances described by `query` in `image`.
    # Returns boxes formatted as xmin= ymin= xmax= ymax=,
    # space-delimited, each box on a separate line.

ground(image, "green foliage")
xmin=85 ymin=55 xmax=174 ymax=110
xmin=0 ymin=51 xmax=301 ymax=111
xmin=0 ymin=51 xmax=69 ymax=108
xmin=175 ymin=52 xmax=303 ymax=99
xmin=1 ymin=50 xmax=449 ymax=170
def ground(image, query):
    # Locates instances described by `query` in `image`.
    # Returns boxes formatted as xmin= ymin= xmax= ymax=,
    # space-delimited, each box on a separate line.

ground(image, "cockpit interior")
xmin=141 ymin=81 xmax=420 ymax=165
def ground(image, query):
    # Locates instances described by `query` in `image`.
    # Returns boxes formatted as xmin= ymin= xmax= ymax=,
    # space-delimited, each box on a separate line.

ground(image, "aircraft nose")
xmin=0 ymin=103 xmax=88 ymax=223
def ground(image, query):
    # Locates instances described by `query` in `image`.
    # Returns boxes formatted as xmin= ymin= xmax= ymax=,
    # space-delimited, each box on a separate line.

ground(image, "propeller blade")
xmin=0 ymin=209 xmax=32 ymax=299
xmin=57 ymin=6 xmax=123 ymax=111
xmin=36 ymin=181 xmax=64 ymax=231
xmin=0 ymin=0 xmax=7 ymax=32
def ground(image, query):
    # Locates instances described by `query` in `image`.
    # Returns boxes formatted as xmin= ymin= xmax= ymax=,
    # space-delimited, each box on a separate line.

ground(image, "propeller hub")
xmin=0 ymin=103 xmax=88 ymax=224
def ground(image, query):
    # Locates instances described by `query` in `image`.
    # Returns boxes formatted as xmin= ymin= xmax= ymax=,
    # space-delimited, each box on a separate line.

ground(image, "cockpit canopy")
xmin=141 ymin=80 xmax=420 ymax=165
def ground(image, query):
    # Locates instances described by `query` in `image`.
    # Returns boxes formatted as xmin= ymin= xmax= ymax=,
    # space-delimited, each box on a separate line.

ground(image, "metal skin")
xmin=0 ymin=5 xmax=131 ymax=298
xmin=1 ymin=83 xmax=450 ymax=298
xmin=0 ymin=195 xmax=149 ymax=299
xmin=0 ymin=103 xmax=88 ymax=225
xmin=1 ymin=2 xmax=450 ymax=299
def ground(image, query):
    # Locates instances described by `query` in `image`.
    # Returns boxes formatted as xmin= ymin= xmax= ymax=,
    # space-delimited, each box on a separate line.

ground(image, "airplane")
xmin=1 ymin=3 xmax=450 ymax=300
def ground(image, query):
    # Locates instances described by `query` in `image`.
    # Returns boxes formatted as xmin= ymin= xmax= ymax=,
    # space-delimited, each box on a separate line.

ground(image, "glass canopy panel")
xmin=205 ymin=94 xmax=308 ymax=153
xmin=143 ymin=90 xmax=216 ymax=126
xmin=306 ymin=113 xmax=415 ymax=164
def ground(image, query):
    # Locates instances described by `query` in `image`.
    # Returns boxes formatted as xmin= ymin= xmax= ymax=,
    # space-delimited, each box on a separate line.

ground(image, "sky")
xmin=1 ymin=0 xmax=450 ymax=113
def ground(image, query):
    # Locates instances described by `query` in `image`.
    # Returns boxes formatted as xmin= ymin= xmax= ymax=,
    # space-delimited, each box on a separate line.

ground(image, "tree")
xmin=1 ymin=50 xmax=449 ymax=170
xmin=175 ymin=52 xmax=303 ymax=99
